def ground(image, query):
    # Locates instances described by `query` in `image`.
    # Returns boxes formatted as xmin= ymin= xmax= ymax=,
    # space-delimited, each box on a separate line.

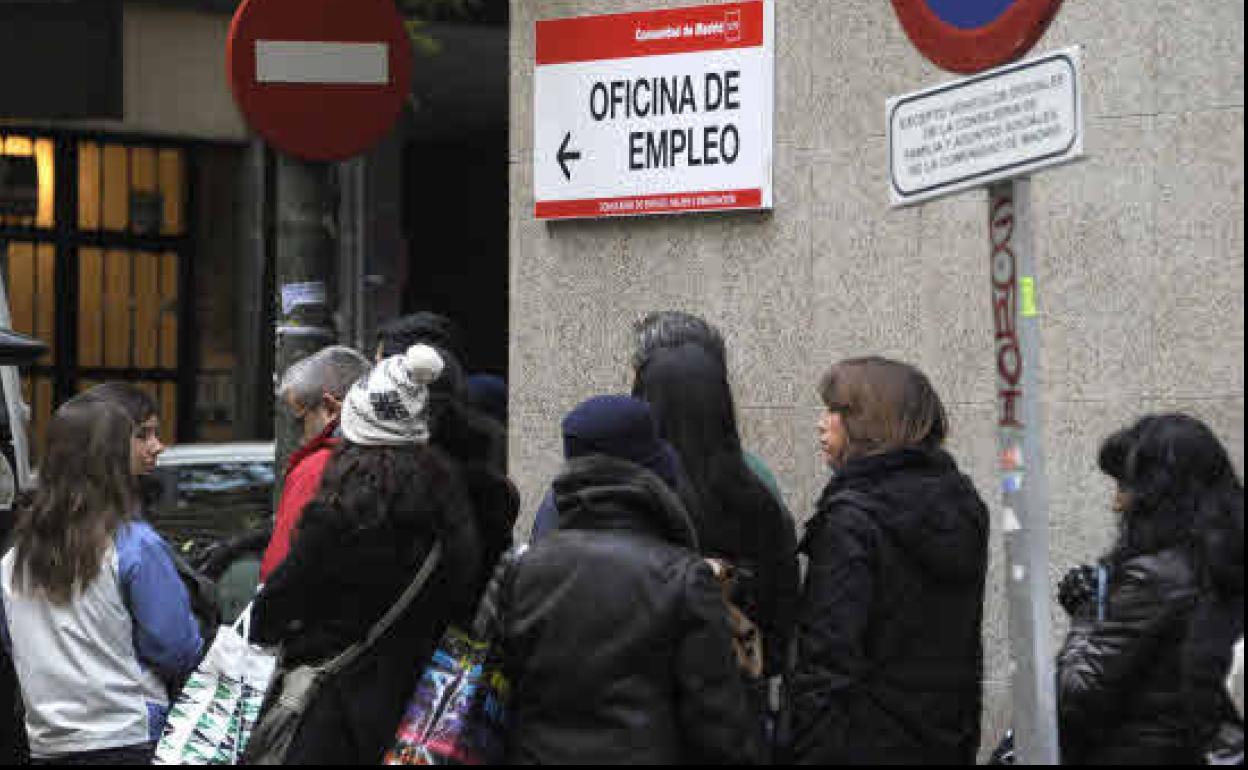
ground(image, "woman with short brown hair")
xmin=789 ymin=357 xmax=989 ymax=764
xmin=816 ymin=356 xmax=949 ymax=463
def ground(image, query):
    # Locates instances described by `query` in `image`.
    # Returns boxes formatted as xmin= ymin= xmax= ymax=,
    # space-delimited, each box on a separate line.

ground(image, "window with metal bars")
xmin=1 ymin=131 xmax=194 ymax=462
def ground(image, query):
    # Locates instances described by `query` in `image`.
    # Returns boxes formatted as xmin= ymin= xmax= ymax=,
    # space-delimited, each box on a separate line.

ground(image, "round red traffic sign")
xmin=891 ymin=0 xmax=1063 ymax=74
xmin=227 ymin=0 xmax=413 ymax=162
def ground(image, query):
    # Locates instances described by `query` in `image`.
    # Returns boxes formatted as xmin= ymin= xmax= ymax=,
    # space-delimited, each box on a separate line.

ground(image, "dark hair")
xmin=633 ymin=343 xmax=793 ymax=678
xmin=1101 ymin=415 xmax=1246 ymax=744
xmin=818 ymin=357 xmax=948 ymax=460
xmin=1099 ymin=414 xmax=1244 ymax=591
xmin=1096 ymin=421 xmax=1140 ymax=482
xmin=73 ymin=382 xmax=158 ymax=424
xmin=428 ymin=390 xmax=507 ymax=473
xmin=68 ymin=382 xmax=163 ymax=509
xmin=633 ymin=343 xmax=776 ymax=552
xmin=377 ymin=312 xmax=464 ymax=362
xmin=466 ymin=374 xmax=507 ymax=426
xmin=376 ymin=313 xmax=469 ymax=397
xmin=302 ymin=441 xmax=482 ymax=606
xmin=11 ymin=399 xmax=136 ymax=603
xmin=631 ymin=310 xmax=727 ymax=374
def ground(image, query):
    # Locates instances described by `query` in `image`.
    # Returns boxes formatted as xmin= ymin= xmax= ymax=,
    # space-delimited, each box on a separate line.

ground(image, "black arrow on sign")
xmin=557 ymin=132 xmax=582 ymax=180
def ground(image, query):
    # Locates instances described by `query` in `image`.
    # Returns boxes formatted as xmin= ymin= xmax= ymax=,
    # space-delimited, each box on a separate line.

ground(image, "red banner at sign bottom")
xmin=535 ymin=188 xmax=763 ymax=220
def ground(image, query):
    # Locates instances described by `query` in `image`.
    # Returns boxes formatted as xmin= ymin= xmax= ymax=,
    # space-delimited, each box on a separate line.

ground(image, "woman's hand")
xmin=1058 ymin=564 xmax=1099 ymax=619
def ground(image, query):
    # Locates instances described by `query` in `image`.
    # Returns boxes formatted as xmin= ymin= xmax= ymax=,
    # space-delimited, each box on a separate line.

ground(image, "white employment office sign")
xmin=533 ymin=1 xmax=773 ymax=220
xmin=888 ymin=47 xmax=1083 ymax=207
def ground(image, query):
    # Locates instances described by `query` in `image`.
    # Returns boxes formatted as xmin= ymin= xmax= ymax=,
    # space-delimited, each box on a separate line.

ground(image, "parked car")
xmin=149 ymin=441 xmax=276 ymax=624
xmin=149 ymin=441 xmax=274 ymax=542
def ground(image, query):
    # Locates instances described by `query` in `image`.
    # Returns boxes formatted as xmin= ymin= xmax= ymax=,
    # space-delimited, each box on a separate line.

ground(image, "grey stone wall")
xmin=509 ymin=0 xmax=1244 ymax=755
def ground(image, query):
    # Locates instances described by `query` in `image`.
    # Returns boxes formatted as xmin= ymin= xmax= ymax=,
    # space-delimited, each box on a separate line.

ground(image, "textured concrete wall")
xmin=510 ymin=0 xmax=1244 ymax=755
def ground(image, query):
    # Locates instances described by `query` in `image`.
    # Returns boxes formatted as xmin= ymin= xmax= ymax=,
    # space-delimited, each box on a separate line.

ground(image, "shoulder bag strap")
xmin=322 ymin=541 xmax=443 ymax=674
xmin=470 ymin=543 xmax=528 ymax=641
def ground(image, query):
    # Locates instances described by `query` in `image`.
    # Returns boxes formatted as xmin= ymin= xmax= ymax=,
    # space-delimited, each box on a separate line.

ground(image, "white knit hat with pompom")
xmin=341 ymin=344 xmax=444 ymax=446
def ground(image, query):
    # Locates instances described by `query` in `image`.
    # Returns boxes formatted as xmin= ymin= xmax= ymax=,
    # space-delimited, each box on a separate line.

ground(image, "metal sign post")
xmin=989 ymin=177 xmax=1060 ymax=764
xmin=226 ymin=0 xmax=412 ymax=479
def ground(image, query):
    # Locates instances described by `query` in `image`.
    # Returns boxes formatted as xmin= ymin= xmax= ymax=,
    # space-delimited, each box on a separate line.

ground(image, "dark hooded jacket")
xmin=501 ymin=456 xmax=758 ymax=765
xmin=790 ymin=447 xmax=989 ymax=765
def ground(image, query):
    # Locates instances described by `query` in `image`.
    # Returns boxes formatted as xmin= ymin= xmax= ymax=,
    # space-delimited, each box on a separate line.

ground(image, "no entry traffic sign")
xmin=533 ymin=1 xmax=774 ymax=220
xmin=227 ymin=0 xmax=412 ymax=162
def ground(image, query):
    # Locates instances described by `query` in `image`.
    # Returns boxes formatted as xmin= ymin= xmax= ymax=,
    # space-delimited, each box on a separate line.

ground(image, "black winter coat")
xmin=790 ymin=448 xmax=989 ymax=765
xmin=251 ymin=465 xmax=510 ymax=764
xmin=1057 ymin=545 xmax=1241 ymax=764
xmin=501 ymin=455 xmax=759 ymax=765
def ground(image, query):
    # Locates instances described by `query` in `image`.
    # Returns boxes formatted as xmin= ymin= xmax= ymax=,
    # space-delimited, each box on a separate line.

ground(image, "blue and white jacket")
xmin=1 ymin=520 xmax=202 ymax=758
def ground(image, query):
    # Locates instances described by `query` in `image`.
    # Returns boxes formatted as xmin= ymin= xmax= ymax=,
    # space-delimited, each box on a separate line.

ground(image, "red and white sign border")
xmin=533 ymin=1 xmax=774 ymax=221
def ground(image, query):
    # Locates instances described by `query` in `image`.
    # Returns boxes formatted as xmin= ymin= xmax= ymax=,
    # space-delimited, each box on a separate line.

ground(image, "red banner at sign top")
xmin=536 ymin=1 xmax=765 ymax=66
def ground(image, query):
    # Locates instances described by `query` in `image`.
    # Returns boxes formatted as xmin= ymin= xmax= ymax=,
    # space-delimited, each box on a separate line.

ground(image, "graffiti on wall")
xmin=990 ymin=190 xmax=1023 ymax=429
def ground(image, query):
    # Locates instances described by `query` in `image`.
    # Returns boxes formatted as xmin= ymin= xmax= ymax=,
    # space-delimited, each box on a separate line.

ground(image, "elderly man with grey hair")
xmin=259 ymin=345 xmax=370 ymax=581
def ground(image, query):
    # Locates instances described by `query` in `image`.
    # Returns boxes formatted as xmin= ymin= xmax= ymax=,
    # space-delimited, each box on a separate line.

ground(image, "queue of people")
xmin=0 ymin=309 xmax=1243 ymax=765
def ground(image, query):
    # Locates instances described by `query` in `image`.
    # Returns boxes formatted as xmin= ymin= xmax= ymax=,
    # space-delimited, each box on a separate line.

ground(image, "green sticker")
xmin=1020 ymin=276 xmax=1038 ymax=317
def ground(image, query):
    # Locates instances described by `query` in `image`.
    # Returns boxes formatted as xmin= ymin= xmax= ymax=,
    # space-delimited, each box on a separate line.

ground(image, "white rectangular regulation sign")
xmin=887 ymin=47 xmax=1083 ymax=207
xmin=534 ymin=1 xmax=774 ymax=220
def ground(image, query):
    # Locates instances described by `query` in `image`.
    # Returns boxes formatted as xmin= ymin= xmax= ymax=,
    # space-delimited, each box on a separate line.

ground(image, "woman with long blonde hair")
xmin=1 ymin=398 xmax=201 ymax=764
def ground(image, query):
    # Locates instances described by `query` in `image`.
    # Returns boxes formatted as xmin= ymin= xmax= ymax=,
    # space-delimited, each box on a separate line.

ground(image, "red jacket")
xmin=259 ymin=420 xmax=339 ymax=582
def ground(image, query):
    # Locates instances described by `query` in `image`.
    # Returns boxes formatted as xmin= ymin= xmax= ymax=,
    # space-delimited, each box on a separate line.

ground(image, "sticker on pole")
xmin=887 ymin=46 xmax=1082 ymax=207
xmin=533 ymin=1 xmax=774 ymax=220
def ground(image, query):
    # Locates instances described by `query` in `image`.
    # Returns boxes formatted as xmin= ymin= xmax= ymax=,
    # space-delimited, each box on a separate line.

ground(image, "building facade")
xmin=2 ymin=0 xmax=1241 ymax=753
xmin=2 ymin=1 xmax=513 ymax=455
xmin=2 ymin=1 xmax=262 ymax=451
xmin=508 ymin=0 xmax=1245 ymax=754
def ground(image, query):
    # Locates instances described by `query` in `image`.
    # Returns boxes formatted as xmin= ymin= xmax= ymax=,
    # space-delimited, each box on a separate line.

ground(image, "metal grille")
xmin=1 ymin=129 xmax=197 ymax=462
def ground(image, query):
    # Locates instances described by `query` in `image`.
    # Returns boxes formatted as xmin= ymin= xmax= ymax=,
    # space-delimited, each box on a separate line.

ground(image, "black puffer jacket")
xmin=1057 ymin=546 xmax=1240 ymax=764
xmin=790 ymin=448 xmax=989 ymax=765
xmin=501 ymin=456 xmax=758 ymax=765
